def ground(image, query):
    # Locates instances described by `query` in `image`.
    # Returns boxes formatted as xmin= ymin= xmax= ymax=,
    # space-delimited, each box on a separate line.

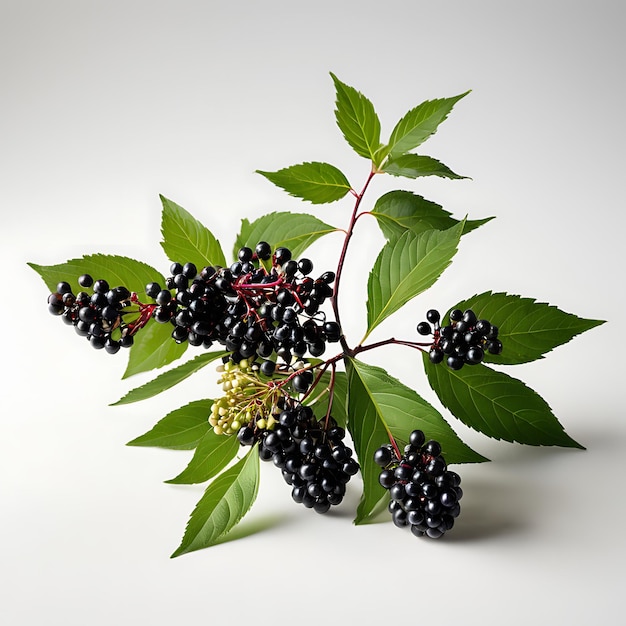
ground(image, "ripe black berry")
xmin=375 ymin=430 xmax=462 ymax=539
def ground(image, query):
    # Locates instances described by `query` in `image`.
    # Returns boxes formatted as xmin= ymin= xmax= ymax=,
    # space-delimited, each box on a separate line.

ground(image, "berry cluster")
xmin=375 ymin=430 xmax=462 ymax=539
xmin=238 ymin=400 xmax=359 ymax=514
xmin=46 ymin=243 xmax=342 ymax=369
xmin=418 ymin=308 xmax=503 ymax=370
xmin=47 ymin=276 xmax=135 ymax=353
xmin=155 ymin=243 xmax=341 ymax=367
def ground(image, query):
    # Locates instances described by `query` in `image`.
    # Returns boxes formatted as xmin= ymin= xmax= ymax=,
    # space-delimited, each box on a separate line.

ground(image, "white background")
xmin=1 ymin=1 xmax=624 ymax=624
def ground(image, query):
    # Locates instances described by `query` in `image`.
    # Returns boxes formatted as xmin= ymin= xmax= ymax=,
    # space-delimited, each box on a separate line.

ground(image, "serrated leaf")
xmin=345 ymin=359 xmax=392 ymax=524
xmin=160 ymin=195 xmax=227 ymax=268
xmin=448 ymin=291 xmax=605 ymax=365
xmin=423 ymin=355 xmax=583 ymax=448
xmin=350 ymin=359 xmax=487 ymax=463
xmin=234 ymin=212 xmax=338 ymax=261
xmin=166 ymin=430 xmax=240 ymax=484
xmin=126 ymin=400 xmax=213 ymax=450
xmin=365 ymin=223 xmax=463 ymax=338
xmin=371 ymin=190 xmax=493 ymax=241
xmin=123 ymin=321 xmax=188 ymax=378
xmin=171 ymin=447 xmax=260 ymax=557
xmin=330 ymin=73 xmax=382 ymax=162
xmin=347 ymin=356 xmax=484 ymax=525
xmin=28 ymin=254 xmax=164 ymax=296
xmin=387 ymin=91 xmax=469 ymax=157
xmin=381 ymin=154 xmax=467 ymax=180
xmin=256 ymin=162 xmax=352 ymax=204
xmin=112 ymin=350 xmax=228 ymax=404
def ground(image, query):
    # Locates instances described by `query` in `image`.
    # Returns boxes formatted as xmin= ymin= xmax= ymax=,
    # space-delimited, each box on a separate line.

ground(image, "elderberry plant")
xmin=30 ymin=73 xmax=604 ymax=556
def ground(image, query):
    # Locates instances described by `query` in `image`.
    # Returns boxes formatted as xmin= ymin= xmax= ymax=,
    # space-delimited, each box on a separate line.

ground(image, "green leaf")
xmin=371 ymin=190 xmax=493 ymax=241
xmin=330 ymin=73 xmax=383 ymax=162
xmin=256 ymin=162 xmax=352 ymax=204
xmin=112 ymin=350 xmax=228 ymax=404
xmin=386 ymin=91 xmax=469 ymax=157
xmin=28 ymin=255 xmax=179 ymax=377
xmin=345 ymin=359 xmax=392 ymax=524
xmin=234 ymin=212 xmax=338 ymax=261
xmin=423 ymin=355 xmax=583 ymax=448
xmin=126 ymin=400 xmax=213 ymax=450
xmin=347 ymin=356 xmax=483 ymax=525
xmin=306 ymin=369 xmax=349 ymax=429
xmin=381 ymin=154 xmax=468 ymax=180
xmin=448 ymin=291 xmax=606 ymax=365
xmin=350 ymin=359 xmax=487 ymax=463
xmin=28 ymin=254 xmax=164 ymax=296
xmin=160 ymin=195 xmax=227 ymax=269
xmin=171 ymin=447 xmax=260 ymax=557
xmin=365 ymin=223 xmax=463 ymax=338
xmin=122 ymin=321 xmax=188 ymax=378
xmin=166 ymin=430 xmax=240 ymax=484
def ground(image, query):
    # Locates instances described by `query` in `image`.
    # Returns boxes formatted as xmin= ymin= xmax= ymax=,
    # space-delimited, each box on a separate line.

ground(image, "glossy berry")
xmin=238 ymin=402 xmax=357 ymax=514
xmin=419 ymin=307 xmax=503 ymax=370
xmin=375 ymin=430 xmax=462 ymax=539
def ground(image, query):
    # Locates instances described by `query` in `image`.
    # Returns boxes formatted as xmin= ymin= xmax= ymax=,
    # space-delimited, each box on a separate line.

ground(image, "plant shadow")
xmin=213 ymin=512 xmax=294 ymax=546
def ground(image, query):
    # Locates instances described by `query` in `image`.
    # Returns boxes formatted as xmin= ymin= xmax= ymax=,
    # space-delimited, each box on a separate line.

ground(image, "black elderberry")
xmin=417 ymin=321 xmax=432 ymax=335
xmin=255 ymin=241 xmax=272 ymax=261
xmin=78 ymin=274 xmax=93 ymax=288
xmin=375 ymin=430 xmax=461 ymax=539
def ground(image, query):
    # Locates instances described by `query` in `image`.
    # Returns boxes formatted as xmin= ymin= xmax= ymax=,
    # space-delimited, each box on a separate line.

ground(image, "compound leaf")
xmin=171 ymin=447 xmax=260 ymax=557
xmin=371 ymin=190 xmax=493 ymax=241
xmin=257 ymin=162 xmax=352 ymax=204
xmin=365 ymin=223 xmax=463 ymax=338
xmin=423 ymin=355 xmax=583 ymax=448
xmin=126 ymin=400 xmax=213 ymax=450
xmin=160 ymin=195 xmax=227 ymax=269
xmin=330 ymin=73 xmax=383 ymax=162
xmin=448 ymin=291 xmax=606 ymax=365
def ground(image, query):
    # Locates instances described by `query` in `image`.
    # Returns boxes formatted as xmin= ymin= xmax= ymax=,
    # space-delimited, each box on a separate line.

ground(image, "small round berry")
xmin=374 ymin=446 xmax=394 ymax=467
xmin=182 ymin=262 xmax=197 ymax=278
xmin=486 ymin=339 xmax=503 ymax=355
xmin=446 ymin=355 xmax=464 ymax=370
xmin=409 ymin=430 xmax=426 ymax=448
xmin=145 ymin=282 xmax=161 ymax=299
xmin=465 ymin=346 xmax=484 ymax=365
xmin=255 ymin=241 xmax=272 ymax=261
xmin=429 ymin=347 xmax=444 ymax=364
xmin=475 ymin=319 xmax=491 ymax=336
xmin=260 ymin=360 xmax=276 ymax=376
xmin=424 ymin=440 xmax=442 ymax=457
xmin=238 ymin=246 xmax=253 ymax=262
xmin=93 ymin=279 xmax=110 ymax=294
xmin=78 ymin=274 xmax=93 ymax=288
xmin=426 ymin=309 xmax=440 ymax=324
xmin=274 ymin=247 xmax=292 ymax=265
xmin=298 ymin=258 xmax=313 ymax=275
xmin=417 ymin=321 xmax=432 ymax=336
xmin=449 ymin=309 xmax=463 ymax=322
xmin=462 ymin=309 xmax=477 ymax=326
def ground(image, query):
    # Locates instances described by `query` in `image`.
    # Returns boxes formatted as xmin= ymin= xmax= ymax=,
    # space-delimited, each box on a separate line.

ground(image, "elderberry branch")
xmin=331 ymin=167 xmax=377 ymax=353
